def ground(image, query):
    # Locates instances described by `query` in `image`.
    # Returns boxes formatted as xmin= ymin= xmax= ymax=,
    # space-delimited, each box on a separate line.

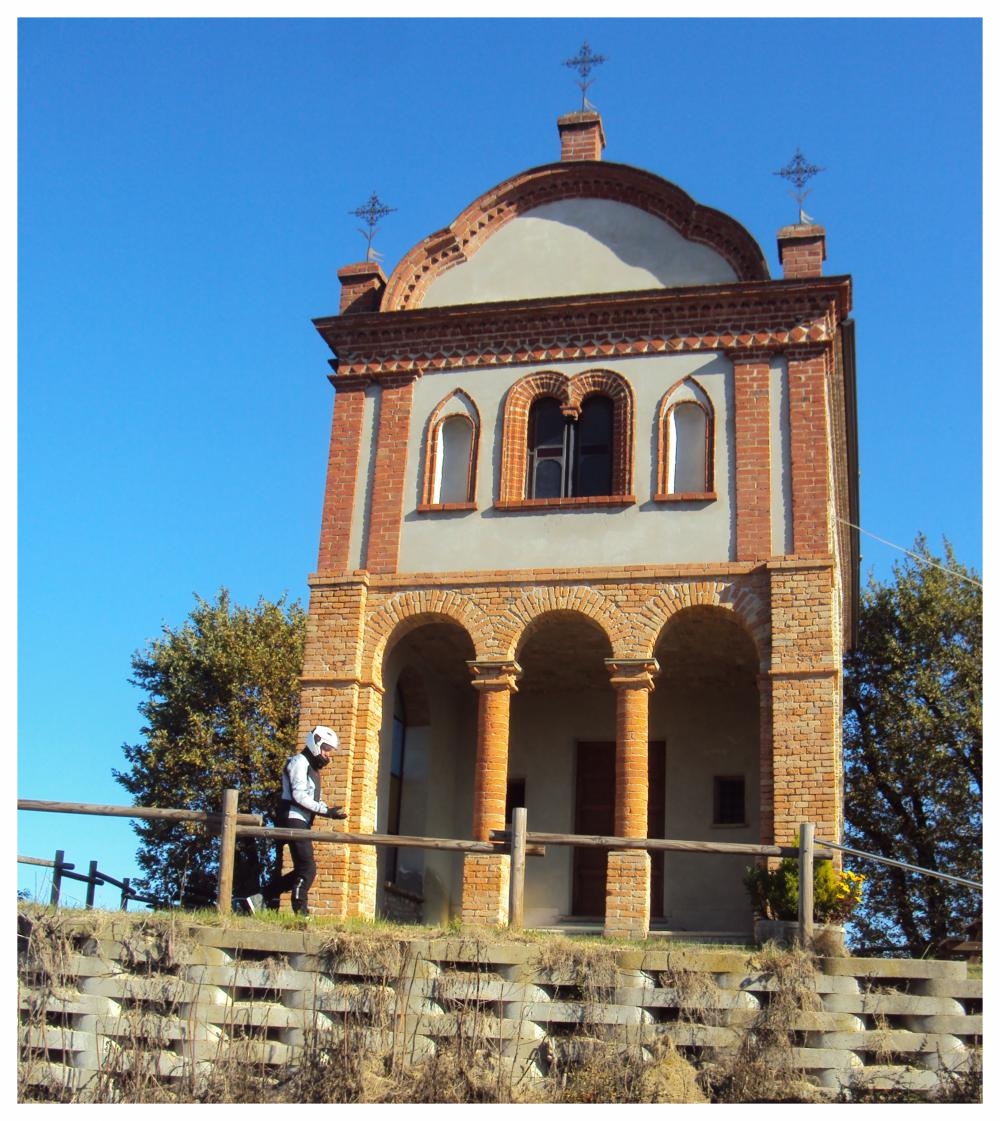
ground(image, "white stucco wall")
xmin=421 ymin=199 xmax=738 ymax=307
xmin=392 ymin=353 xmax=738 ymax=572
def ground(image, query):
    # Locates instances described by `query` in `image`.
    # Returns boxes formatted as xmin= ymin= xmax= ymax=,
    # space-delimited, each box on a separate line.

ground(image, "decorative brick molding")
xmin=379 ymin=161 xmax=771 ymax=313
xmin=315 ymin=279 xmax=851 ymax=381
xmin=419 ymin=388 xmax=481 ymax=509
xmin=497 ymin=368 xmax=635 ymax=504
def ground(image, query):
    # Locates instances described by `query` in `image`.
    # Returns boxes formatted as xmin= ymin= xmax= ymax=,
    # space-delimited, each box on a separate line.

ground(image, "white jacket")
xmin=281 ymin=752 xmax=328 ymax=824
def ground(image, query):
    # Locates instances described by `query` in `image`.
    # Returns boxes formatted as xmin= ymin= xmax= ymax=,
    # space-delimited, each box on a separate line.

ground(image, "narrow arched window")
xmin=575 ymin=395 xmax=613 ymax=497
xmin=420 ymin=390 xmax=480 ymax=510
xmin=669 ymin=402 xmax=708 ymax=494
xmin=433 ymin=415 xmax=475 ymax=503
xmin=656 ymin=377 xmax=715 ymax=501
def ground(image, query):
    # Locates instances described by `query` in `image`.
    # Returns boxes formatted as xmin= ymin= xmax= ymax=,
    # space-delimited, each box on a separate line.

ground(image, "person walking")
xmin=247 ymin=726 xmax=346 ymax=916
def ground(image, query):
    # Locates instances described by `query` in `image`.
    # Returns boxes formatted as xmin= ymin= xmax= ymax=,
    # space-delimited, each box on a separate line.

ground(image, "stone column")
xmin=461 ymin=661 xmax=520 ymax=926
xmin=604 ymin=659 xmax=659 ymax=939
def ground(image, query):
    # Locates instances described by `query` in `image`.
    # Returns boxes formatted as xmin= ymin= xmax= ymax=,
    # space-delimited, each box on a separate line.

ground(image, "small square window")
xmin=713 ymin=776 xmax=745 ymax=826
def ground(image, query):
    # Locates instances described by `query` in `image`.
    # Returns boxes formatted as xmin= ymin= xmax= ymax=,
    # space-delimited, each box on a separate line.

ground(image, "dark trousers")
xmin=266 ymin=817 xmax=315 ymax=914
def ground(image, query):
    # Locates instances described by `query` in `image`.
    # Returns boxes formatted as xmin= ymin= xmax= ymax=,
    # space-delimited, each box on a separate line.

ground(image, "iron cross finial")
xmin=774 ymin=148 xmax=825 ymax=225
xmin=564 ymin=40 xmax=607 ymax=111
xmin=349 ymin=191 xmax=396 ymax=262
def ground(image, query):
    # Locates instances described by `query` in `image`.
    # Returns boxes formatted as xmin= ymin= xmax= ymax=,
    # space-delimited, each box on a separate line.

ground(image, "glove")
xmin=324 ymin=805 xmax=347 ymax=820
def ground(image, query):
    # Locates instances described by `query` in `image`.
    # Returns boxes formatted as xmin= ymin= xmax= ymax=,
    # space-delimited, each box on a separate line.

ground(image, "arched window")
xmin=498 ymin=369 xmax=635 ymax=508
xmin=656 ymin=377 xmax=716 ymax=501
xmin=527 ymin=393 xmax=614 ymax=499
xmin=433 ymin=415 xmax=475 ymax=503
xmin=419 ymin=390 xmax=480 ymax=511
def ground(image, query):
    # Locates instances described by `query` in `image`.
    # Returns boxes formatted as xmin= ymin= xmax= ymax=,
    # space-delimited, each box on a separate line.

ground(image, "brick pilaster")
xmin=787 ymin=349 xmax=832 ymax=557
xmin=365 ymin=375 xmax=415 ymax=574
xmin=317 ymin=378 xmax=369 ymax=573
xmin=733 ymin=353 xmax=772 ymax=562
xmin=767 ymin=562 xmax=841 ymax=848
xmin=607 ymin=660 xmax=658 ymax=837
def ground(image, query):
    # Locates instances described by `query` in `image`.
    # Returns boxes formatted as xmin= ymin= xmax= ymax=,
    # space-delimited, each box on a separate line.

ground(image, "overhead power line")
xmin=839 ymin=519 xmax=982 ymax=589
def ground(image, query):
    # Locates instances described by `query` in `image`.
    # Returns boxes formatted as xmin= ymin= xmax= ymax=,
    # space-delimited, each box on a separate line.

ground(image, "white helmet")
xmin=307 ymin=726 xmax=339 ymax=757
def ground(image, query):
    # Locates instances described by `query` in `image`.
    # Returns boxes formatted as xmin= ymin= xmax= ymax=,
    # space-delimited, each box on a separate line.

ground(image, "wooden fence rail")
xmin=19 ymin=791 xmax=982 ymax=946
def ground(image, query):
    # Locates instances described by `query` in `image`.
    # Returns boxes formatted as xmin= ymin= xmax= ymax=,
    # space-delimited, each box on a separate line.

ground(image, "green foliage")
xmin=843 ymin=536 xmax=982 ymax=954
xmin=743 ymin=859 xmax=864 ymax=924
xmin=113 ymin=590 xmax=306 ymax=905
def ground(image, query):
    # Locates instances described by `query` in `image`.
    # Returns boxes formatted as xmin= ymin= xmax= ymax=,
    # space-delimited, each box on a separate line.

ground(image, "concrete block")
xmin=810 ymin=1029 xmax=966 ymax=1054
xmin=901 ymin=1014 xmax=982 ymax=1036
xmin=505 ymin=1000 xmax=652 ymax=1026
xmin=821 ymin=992 xmax=965 ymax=1016
xmin=912 ymin=977 xmax=982 ymax=1000
xmin=715 ymin=971 xmax=859 ymax=995
xmin=849 ymin=1064 xmax=945 ymax=1093
xmin=822 ymin=957 xmax=966 ymax=981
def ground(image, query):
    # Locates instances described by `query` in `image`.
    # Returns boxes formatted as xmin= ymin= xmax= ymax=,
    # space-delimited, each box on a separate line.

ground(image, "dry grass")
xmin=16 ymin=905 xmax=978 ymax=1104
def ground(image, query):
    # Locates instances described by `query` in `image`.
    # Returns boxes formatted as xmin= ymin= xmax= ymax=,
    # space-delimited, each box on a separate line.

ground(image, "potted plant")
xmin=744 ymin=858 xmax=864 ymax=949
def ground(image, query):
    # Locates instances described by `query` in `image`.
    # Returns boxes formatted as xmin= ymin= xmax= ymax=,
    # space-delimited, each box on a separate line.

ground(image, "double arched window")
xmin=499 ymin=369 xmax=635 ymax=508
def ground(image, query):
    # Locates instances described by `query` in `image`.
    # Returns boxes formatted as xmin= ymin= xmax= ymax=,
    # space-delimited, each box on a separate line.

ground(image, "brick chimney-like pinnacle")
xmin=337 ymin=261 xmax=387 ymax=314
xmin=777 ymin=224 xmax=827 ymax=280
xmin=557 ymin=111 xmax=606 ymax=161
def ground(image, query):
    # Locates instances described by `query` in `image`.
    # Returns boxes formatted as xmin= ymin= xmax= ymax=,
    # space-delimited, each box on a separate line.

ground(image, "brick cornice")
xmin=316 ymin=278 xmax=851 ymax=380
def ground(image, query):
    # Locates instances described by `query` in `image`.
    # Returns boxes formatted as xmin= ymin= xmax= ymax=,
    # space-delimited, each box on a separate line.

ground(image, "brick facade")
xmin=298 ymin=111 xmax=857 ymax=937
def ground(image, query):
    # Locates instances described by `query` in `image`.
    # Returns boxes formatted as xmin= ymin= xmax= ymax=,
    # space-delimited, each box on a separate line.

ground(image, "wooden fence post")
xmin=798 ymin=822 xmax=815 ymax=947
xmin=50 ymin=849 xmax=65 ymax=908
xmin=216 ymin=788 xmax=238 ymax=915
xmin=85 ymin=860 xmax=99 ymax=909
xmin=509 ymin=807 xmax=527 ymax=931
xmin=121 ymin=878 xmax=130 ymax=911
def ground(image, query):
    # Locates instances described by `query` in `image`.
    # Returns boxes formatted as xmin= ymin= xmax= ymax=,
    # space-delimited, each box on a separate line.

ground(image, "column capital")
xmin=468 ymin=660 xmax=522 ymax=693
xmin=605 ymin=658 xmax=659 ymax=691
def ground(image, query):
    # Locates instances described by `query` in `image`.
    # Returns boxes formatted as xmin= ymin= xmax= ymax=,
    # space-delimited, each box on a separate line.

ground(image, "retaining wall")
xmin=17 ymin=911 xmax=981 ymax=1101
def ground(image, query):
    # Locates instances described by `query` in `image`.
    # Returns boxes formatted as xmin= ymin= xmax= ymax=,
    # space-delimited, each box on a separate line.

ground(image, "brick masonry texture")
xmin=19 ymin=916 xmax=981 ymax=1100
xmin=300 ymin=126 xmax=857 ymax=933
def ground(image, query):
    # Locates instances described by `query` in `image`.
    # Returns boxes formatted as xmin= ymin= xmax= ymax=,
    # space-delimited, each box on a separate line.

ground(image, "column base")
xmin=460 ymin=853 xmax=510 ymax=927
xmin=603 ymin=850 xmax=651 ymax=939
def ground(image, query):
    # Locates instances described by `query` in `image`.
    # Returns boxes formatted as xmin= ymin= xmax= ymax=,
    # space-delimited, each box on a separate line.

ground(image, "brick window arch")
xmin=419 ymin=389 xmax=481 ymax=511
xmin=499 ymin=369 xmax=634 ymax=509
xmin=655 ymin=376 xmax=716 ymax=501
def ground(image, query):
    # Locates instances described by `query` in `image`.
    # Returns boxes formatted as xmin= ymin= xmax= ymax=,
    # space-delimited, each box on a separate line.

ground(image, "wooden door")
xmin=572 ymin=741 xmax=666 ymax=918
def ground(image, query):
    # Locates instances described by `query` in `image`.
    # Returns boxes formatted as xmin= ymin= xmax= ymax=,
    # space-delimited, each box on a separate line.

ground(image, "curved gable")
xmin=382 ymin=160 xmax=769 ymax=312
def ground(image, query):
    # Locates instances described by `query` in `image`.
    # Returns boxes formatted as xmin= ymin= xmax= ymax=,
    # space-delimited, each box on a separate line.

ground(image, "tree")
xmin=843 ymin=536 xmax=982 ymax=955
xmin=114 ymin=590 xmax=306 ymax=905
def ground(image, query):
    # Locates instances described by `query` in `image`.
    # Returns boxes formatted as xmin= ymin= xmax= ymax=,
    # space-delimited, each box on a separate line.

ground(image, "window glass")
xmin=713 ymin=775 xmax=745 ymax=826
xmin=670 ymin=402 xmax=708 ymax=493
xmin=575 ymin=395 xmax=613 ymax=497
xmin=435 ymin=415 xmax=474 ymax=503
xmin=528 ymin=398 xmax=568 ymax=498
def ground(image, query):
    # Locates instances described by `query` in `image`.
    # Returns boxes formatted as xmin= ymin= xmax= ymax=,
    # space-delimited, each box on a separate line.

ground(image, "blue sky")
xmin=16 ymin=17 xmax=983 ymax=906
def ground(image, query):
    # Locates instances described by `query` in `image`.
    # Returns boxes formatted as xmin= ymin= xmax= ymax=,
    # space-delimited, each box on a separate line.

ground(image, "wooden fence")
xmin=18 ymin=792 xmax=982 ymax=947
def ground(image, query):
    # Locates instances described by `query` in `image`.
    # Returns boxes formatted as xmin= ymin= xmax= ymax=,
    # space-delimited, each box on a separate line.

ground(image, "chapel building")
xmin=298 ymin=110 xmax=859 ymax=939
